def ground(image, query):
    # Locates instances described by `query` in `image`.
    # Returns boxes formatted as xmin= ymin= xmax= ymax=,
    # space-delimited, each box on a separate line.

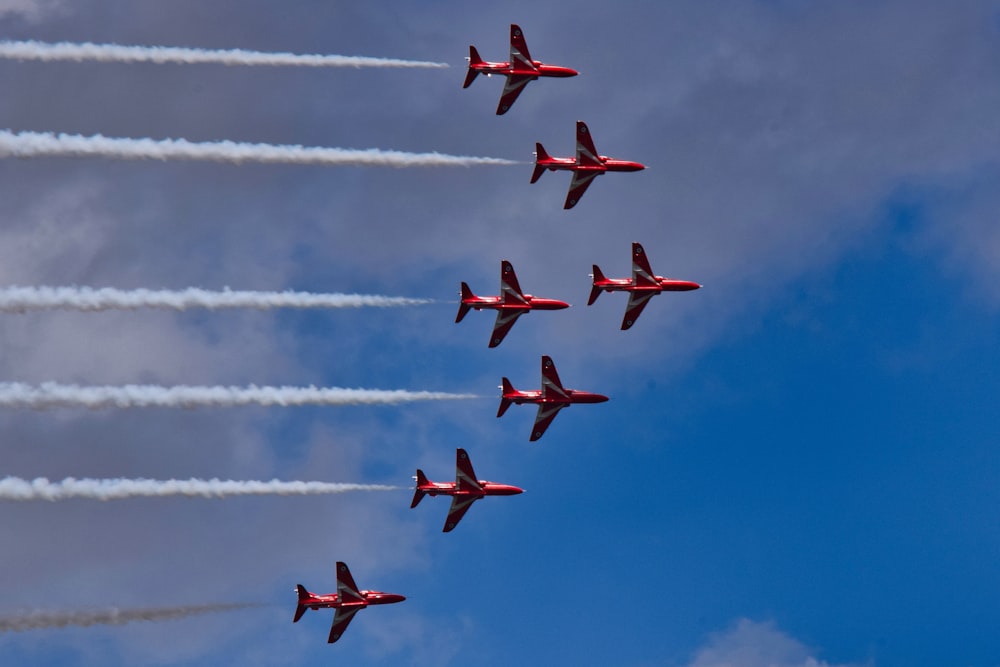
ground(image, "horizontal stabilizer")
xmin=588 ymin=265 xmax=606 ymax=305
xmin=456 ymin=283 xmax=475 ymax=322
xmin=531 ymin=143 xmax=549 ymax=183
xmin=293 ymin=585 xmax=310 ymax=623
xmin=411 ymin=470 xmax=429 ymax=508
xmin=464 ymin=47 xmax=482 ymax=88
xmin=497 ymin=378 xmax=515 ymax=417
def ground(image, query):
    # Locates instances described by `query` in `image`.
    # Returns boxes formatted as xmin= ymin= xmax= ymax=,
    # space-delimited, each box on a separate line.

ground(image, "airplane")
xmin=499 ymin=355 xmax=608 ymax=441
xmin=411 ymin=448 xmax=524 ymax=532
xmin=590 ymin=242 xmax=702 ymax=330
xmin=457 ymin=260 xmax=570 ymax=347
xmin=532 ymin=120 xmax=646 ymax=209
xmin=464 ymin=23 xmax=579 ymax=115
xmin=293 ymin=561 xmax=405 ymax=644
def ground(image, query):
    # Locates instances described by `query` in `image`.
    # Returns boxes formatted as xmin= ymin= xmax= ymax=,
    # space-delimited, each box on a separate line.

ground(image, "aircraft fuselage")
xmin=470 ymin=59 xmax=578 ymax=79
xmin=418 ymin=481 xmax=524 ymax=498
xmin=597 ymin=277 xmax=702 ymax=293
xmin=298 ymin=591 xmax=406 ymax=611
xmin=503 ymin=388 xmax=609 ymax=406
xmin=537 ymin=155 xmax=646 ymax=174
xmin=464 ymin=294 xmax=570 ymax=312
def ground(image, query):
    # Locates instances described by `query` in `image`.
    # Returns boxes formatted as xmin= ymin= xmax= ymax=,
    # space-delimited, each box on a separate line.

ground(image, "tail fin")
xmin=588 ymin=266 xmax=606 ymax=305
xmin=293 ymin=585 xmax=310 ymax=623
xmin=530 ymin=143 xmax=549 ymax=183
xmin=411 ymin=470 xmax=430 ymax=508
xmin=456 ymin=282 xmax=475 ymax=322
xmin=463 ymin=46 xmax=483 ymax=88
xmin=497 ymin=378 xmax=515 ymax=417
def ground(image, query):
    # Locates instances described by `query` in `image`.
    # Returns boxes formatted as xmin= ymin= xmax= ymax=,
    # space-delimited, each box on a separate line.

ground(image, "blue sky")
xmin=1 ymin=2 xmax=999 ymax=666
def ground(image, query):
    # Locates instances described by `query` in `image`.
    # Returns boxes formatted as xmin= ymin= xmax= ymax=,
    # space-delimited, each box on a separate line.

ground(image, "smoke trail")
xmin=0 ymin=603 xmax=261 ymax=633
xmin=0 ymin=476 xmax=400 ymax=500
xmin=0 ymin=39 xmax=449 ymax=69
xmin=0 ymin=286 xmax=432 ymax=313
xmin=0 ymin=383 xmax=478 ymax=410
xmin=0 ymin=130 xmax=519 ymax=167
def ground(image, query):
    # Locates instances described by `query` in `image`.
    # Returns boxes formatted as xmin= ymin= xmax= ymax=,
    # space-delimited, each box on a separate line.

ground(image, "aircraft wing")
xmin=622 ymin=290 xmax=658 ymax=330
xmin=444 ymin=495 xmax=479 ymax=532
xmin=497 ymin=75 xmax=533 ymax=115
xmin=540 ymin=355 xmax=568 ymax=400
xmin=509 ymin=24 xmax=535 ymax=68
xmin=499 ymin=261 xmax=527 ymax=304
xmin=530 ymin=402 xmax=567 ymax=441
xmin=335 ymin=562 xmax=365 ymax=605
xmin=575 ymin=121 xmax=602 ymax=167
xmin=489 ymin=308 xmax=525 ymax=348
xmin=564 ymin=170 xmax=601 ymax=210
xmin=455 ymin=448 xmax=482 ymax=493
xmin=327 ymin=605 xmax=362 ymax=644
xmin=631 ymin=242 xmax=658 ymax=287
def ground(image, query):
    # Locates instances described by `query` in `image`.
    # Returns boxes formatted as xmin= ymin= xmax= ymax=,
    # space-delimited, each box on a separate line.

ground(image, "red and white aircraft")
xmin=293 ymin=561 xmax=405 ymax=644
xmin=499 ymin=355 xmax=609 ymax=441
xmin=411 ymin=448 xmax=524 ymax=532
xmin=532 ymin=120 xmax=646 ymax=209
xmin=590 ymin=242 xmax=702 ymax=330
xmin=457 ymin=260 xmax=570 ymax=347
xmin=464 ymin=23 xmax=578 ymax=115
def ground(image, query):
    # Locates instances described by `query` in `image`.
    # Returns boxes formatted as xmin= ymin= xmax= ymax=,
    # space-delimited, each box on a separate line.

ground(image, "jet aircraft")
xmin=590 ymin=242 xmax=701 ymax=330
xmin=411 ymin=448 xmax=524 ymax=532
xmin=293 ymin=561 xmax=405 ymax=644
xmin=532 ymin=121 xmax=646 ymax=209
xmin=499 ymin=355 xmax=608 ymax=441
xmin=464 ymin=23 xmax=578 ymax=115
xmin=457 ymin=260 xmax=570 ymax=347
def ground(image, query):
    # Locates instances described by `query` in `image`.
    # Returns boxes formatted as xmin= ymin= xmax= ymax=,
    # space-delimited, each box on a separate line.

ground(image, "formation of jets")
xmin=298 ymin=24 xmax=699 ymax=646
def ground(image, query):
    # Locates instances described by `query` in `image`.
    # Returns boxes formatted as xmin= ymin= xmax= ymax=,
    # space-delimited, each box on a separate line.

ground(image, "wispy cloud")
xmin=686 ymin=619 xmax=869 ymax=667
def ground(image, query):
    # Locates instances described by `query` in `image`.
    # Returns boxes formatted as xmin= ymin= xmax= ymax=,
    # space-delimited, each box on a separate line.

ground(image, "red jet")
xmin=499 ymin=355 xmax=609 ymax=441
xmin=532 ymin=120 xmax=646 ymax=209
xmin=457 ymin=260 xmax=570 ymax=347
xmin=590 ymin=242 xmax=702 ymax=330
xmin=293 ymin=561 xmax=405 ymax=644
xmin=411 ymin=448 xmax=524 ymax=532
xmin=464 ymin=23 xmax=578 ymax=115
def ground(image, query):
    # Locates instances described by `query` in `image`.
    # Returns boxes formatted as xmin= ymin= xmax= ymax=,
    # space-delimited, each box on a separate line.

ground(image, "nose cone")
xmin=683 ymin=281 xmax=702 ymax=291
xmin=383 ymin=594 xmax=406 ymax=604
xmin=625 ymin=161 xmax=646 ymax=172
xmin=548 ymin=66 xmax=579 ymax=77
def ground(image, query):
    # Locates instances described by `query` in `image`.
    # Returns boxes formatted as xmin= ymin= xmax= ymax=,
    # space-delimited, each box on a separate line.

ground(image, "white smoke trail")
xmin=0 ymin=39 xmax=450 ymax=69
xmin=0 ymin=286 xmax=432 ymax=313
xmin=0 ymin=382 xmax=478 ymax=410
xmin=0 ymin=604 xmax=261 ymax=633
xmin=0 ymin=130 xmax=519 ymax=167
xmin=0 ymin=476 xmax=400 ymax=501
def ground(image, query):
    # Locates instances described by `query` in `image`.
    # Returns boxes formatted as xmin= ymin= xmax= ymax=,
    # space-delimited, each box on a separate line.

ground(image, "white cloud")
xmin=686 ymin=619 xmax=868 ymax=667
xmin=0 ymin=0 xmax=65 ymax=22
